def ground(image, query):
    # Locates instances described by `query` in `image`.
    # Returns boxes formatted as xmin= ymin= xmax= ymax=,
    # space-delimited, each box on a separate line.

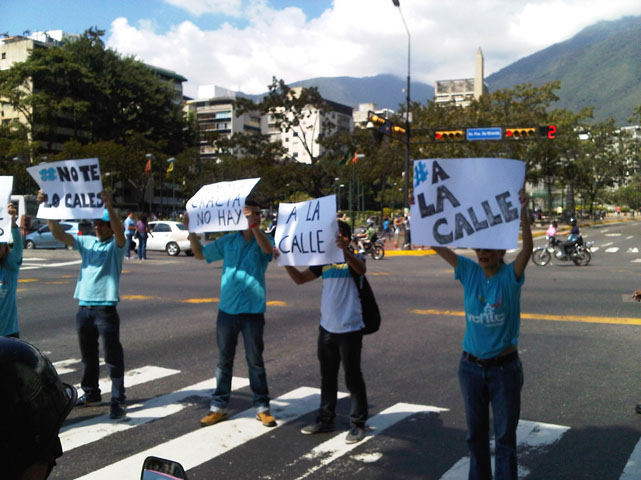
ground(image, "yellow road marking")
xmin=59 ymin=275 xmax=74 ymax=279
xmin=368 ymin=272 xmax=390 ymax=276
xmin=182 ymin=298 xmax=219 ymax=304
xmin=44 ymin=281 xmax=70 ymax=285
xmin=18 ymin=278 xmax=38 ymax=283
xmin=411 ymin=309 xmax=641 ymax=326
xmin=267 ymin=300 xmax=286 ymax=306
xmin=121 ymin=294 xmax=159 ymax=300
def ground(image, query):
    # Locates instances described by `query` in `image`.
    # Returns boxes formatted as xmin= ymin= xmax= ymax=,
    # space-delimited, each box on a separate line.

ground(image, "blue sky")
xmin=3 ymin=0 xmax=641 ymax=99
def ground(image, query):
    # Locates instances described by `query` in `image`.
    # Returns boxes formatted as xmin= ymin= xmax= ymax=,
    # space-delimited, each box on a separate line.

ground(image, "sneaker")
xmin=345 ymin=426 xmax=366 ymax=444
xmin=256 ymin=410 xmax=277 ymax=427
xmin=109 ymin=401 xmax=127 ymax=420
xmin=301 ymin=421 xmax=334 ymax=435
xmin=200 ymin=411 xmax=228 ymax=427
xmin=75 ymin=393 xmax=101 ymax=407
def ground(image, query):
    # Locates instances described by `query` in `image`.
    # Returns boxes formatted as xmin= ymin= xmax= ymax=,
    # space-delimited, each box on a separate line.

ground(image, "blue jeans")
xmin=458 ymin=353 xmax=523 ymax=480
xmin=76 ymin=306 xmax=125 ymax=403
xmin=137 ymin=235 xmax=147 ymax=259
xmin=317 ymin=326 xmax=368 ymax=428
xmin=211 ymin=310 xmax=270 ymax=412
xmin=125 ymin=234 xmax=134 ymax=258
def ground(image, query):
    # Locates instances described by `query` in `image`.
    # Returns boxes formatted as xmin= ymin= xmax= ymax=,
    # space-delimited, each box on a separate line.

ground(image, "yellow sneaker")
xmin=256 ymin=410 xmax=277 ymax=427
xmin=200 ymin=411 xmax=227 ymax=427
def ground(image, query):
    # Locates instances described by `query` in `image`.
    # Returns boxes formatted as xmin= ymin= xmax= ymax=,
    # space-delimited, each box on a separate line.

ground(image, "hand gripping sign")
xmin=275 ymin=195 xmax=344 ymax=266
xmin=186 ymin=178 xmax=260 ymax=233
xmin=27 ymin=158 xmax=104 ymax=220
xmin=0 ymin=176 xmax=13 ymax=242
xmin=409 ymin=158 xmax=526 ymax=250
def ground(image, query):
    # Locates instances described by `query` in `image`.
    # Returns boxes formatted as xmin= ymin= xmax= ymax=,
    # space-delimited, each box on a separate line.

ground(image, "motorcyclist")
xmin=0 ymin=337 xmax=77 ymax=479
xmin=561 ymin=218 xmax=581 ymax=256
xmin=355 ymin=221 xmax=377 ymax=253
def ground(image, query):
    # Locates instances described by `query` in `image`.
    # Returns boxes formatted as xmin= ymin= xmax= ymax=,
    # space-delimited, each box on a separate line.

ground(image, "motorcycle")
xmin=351 ymin=233 xmax=385 ymax=260
xmin=531 ymin=235 xmax=594 ymax=266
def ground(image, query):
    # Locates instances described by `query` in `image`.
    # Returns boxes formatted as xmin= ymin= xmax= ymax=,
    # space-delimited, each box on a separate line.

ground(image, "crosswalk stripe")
xmin=74 ymin=386 xmax=341 ymax=480
xmin=439 ymin=419 xmax=569 ymax=479
xmin=606 ymin=247 xmax=620 ymax=253
xmin=620 ymin=437 xmax=641 ymax=479
xmin=21 ymin=259 xmax=82 ymax=270
xmin=73 ymin=365 xmax=180 ymax=397
xmin=53 ymin=358 xmax=82 ymax=375
xmin=61 ymin=376 xmax=251 ymax=452
xmin=292 ymin=403 xmax=448 ymax=480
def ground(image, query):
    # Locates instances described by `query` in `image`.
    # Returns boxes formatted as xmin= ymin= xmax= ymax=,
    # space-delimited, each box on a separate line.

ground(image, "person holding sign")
xmin=430 ymin=189 xmax=532 ymax=480
xmin=0 ymin=203 xmax=23 ymax=338
xmin=37 ymin=189 xmax=128 ymax=420
xmin=183 ymin=199 xmax=278 ymax=428
xmin=279 ymin=220 xmax=369 ymax=444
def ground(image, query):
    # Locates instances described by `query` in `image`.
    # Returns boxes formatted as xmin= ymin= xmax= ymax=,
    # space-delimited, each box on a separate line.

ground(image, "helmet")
xmin=0 ymin=338 xmax=77 ymax=477
xmin=570 ymin=218 xmax=577 ymax=226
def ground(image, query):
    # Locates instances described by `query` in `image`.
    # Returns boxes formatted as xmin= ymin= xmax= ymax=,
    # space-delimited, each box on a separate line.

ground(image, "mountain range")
xmin=240 ymin=15 xmax=640 ymax=125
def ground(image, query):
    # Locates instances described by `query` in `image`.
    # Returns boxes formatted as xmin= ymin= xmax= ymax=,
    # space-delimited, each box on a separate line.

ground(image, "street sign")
xmin=466 ymin=127 xmax=503 ymax=141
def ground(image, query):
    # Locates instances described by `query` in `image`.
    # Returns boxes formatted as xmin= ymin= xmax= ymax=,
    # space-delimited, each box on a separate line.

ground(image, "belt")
xmin=462 ymin=350 xmax=518 ymax=368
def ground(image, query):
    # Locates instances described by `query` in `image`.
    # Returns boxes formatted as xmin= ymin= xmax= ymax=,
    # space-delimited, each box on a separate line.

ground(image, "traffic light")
xmin=505 ymin=127 xmax=535 ymax=139
xmin=391 ymin=125 xmax=406 ymax=135
xmin=538 ymin=125 xmax=557 ymax=139
xmin=368 ymin=112 xmax=387 ymax=127
xmin=435 ymin=130 xmax=464 ymax=141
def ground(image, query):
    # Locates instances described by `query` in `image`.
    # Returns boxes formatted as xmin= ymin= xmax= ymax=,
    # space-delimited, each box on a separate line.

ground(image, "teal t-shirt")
xmin=203 ymin=232 xmax=273 ymax=315
xmin=0 ymin=227 xmax=23 ymax=336
xmin=74 ymin=235 xmax=126 ymax=306
xmin=455 ymin=255 xmax=524 ymax=359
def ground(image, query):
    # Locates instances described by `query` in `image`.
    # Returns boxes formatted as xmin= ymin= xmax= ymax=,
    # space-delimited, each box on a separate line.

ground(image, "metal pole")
xmin=393 ymin=1 xmax=411 ymax=249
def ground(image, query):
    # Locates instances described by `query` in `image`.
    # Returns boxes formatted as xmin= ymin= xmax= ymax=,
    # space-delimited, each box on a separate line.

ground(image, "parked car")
xmin=24 ymin=221 xmax=93 ymax=249
xmin=147 ymin=221 xmax=194 ymax=256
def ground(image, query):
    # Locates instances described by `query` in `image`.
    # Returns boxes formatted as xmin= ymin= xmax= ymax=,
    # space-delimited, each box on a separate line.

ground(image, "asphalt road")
xmin=17 ymin=220 xmax=641 ymax=479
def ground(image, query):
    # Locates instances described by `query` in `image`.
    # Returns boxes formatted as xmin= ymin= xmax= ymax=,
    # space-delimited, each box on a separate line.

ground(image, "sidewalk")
xmin=382 ymin=215 xmax=640 ymax=257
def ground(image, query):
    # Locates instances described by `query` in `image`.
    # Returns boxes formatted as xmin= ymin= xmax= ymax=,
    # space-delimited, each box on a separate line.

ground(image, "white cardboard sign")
xmin=186 ymin=178 xmax=260 ymax=233
xmin=28 ymin=158 xmax=104 ymax=220
xmin=409 ymin=158 xmax=525 ymax=249
xmin=275 ymin=194 xmax=344 ymax=266
xmin=0 ymin=176 xmax=14 ymax=242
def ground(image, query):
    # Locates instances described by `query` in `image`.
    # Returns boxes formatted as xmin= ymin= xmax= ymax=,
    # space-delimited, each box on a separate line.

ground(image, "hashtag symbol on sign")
xmin=414 ymin=162 xmax=429 ymax=187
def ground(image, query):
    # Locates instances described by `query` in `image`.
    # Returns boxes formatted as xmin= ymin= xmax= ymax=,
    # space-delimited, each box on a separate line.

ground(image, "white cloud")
xmin=106 ymin=0 xmax=641 ymax=99
xmin=163 ymin=0 xmax=243 ymax=17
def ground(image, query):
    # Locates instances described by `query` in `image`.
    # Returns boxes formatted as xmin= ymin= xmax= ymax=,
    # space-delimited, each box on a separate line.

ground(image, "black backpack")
xmin=348 ymin=267 xmax=381 ymax=335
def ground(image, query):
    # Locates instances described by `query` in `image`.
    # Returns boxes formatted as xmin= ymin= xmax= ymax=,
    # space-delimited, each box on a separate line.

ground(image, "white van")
xmin=10 ymin=194 xmax=41 ymax=239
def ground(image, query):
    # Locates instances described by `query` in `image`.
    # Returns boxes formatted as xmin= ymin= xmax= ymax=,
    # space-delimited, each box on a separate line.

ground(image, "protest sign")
xmin=409 ymin=158 xmax=525 ymax=249
xmin=275 ymin=194 xmax=344 ymax=266
xmin=187 ymin=178 xmax=260 ymax=233
xmin=0 ymin=176 xmax=13 ymax=242
xmin=27 ymin=158 xmax=104 ymax=220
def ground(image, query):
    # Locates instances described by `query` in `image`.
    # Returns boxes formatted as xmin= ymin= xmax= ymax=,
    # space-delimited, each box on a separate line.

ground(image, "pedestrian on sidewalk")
xmin=37 ymin=189 xmax=128 ymax=420
xmin=184 ymin=199 xmax=278 ymax=429
xmin=279 ymin=220 xmax=369 ymax=444
xmin=123 ymin=210 xmax=136 ymax=259
xmin=430 ymin=189 xmax=532 ymax=480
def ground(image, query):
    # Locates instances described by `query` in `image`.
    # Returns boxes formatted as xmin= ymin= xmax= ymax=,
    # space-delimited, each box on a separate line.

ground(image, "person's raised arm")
xmin=513 ymin=188 xmax=533 ymax=280
xmin=37 ymin=190 xmax=74 ymax=248
xmin=432 ymin=247 xmax=458 ymax=269
xmin=245 ymin=206 xmax=273 ymax=255
xmin=284 ymin=265 xmax=318 ymax=285
xmin=183 ymin=211 xmax=205 ymax=260
xmin=338 ymin=231 xmax=366 ymax=275
xmin=103 ymin=190 xmax=125 ymax=247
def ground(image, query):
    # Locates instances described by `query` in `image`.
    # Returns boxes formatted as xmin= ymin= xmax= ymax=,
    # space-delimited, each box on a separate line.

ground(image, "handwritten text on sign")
xmin=27 ymin=158 xmax=104 ymax=220
xmin=275 ymin=195 xmax=344 ymax=266
xmin=187 ymin=178 xmax=260 ymax=233
xmin=409 ymin=158 xmax=525 ymax=249
xmin=0 ymin=176 xmax=13 ymax=242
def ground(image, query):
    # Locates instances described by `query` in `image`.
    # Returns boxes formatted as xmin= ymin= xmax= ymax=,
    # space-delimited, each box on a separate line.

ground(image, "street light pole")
xmin=392 ymin=0 xmax=411 ymax=249
xmin=167 ymin=157 xmax=176 ymax=219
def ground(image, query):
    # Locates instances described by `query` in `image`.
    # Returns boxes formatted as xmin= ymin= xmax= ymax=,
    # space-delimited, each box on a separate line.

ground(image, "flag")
xmin=144 ymin=159 xmax=151 ymax=175
xmin=351 ymin=151 xmax=358 ymax=164
xmin=166 ymin=161 xmax=174 ymax=179
xmin=340 ymin=150 xmax=358 ymax=166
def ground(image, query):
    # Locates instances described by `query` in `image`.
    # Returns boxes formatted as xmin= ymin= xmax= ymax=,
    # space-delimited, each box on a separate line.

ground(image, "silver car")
xmin=24 ymin=221 xmax=93 ymax=249
xmin=147 ymin=221 xmax=194 ymax=256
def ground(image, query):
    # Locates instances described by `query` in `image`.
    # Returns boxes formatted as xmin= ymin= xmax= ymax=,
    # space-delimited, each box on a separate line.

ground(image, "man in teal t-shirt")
xmin=184 ymin=200 xmax=277 ymax=429
xmin=0 ymin=202 xmax=23 ymax=337
xmin=38 ymin=189 xmax=127 ymax=420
